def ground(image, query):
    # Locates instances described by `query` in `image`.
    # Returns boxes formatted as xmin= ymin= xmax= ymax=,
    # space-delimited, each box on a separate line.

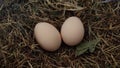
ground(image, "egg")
xmin=61 ymin=17 xmax=84 ymax=46
xmin=34 ymin=22 xmax=61 ymax=51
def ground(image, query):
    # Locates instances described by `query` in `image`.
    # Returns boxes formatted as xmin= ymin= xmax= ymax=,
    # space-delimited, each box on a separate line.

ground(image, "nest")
xmin=0 ymin=0 xmax=120 ymax=68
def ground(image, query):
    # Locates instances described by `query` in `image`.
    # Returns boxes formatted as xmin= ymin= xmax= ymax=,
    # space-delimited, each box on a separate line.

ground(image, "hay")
xmin=0 ymin=0 xmax=120 ymax=68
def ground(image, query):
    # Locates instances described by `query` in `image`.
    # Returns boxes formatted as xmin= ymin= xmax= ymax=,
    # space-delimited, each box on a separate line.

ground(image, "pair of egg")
xmin=34 ymin=17 xmax=84 ymax=51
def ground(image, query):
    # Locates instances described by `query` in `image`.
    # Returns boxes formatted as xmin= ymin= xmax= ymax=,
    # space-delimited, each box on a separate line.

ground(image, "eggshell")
xmin=61 ymin=17 xmax=84 ymax=46
xmin=34 ymin=22 xmax=61 ymax=51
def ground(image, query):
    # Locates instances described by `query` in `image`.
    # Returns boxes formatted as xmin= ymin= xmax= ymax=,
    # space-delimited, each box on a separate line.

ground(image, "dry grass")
xmin=0 ymin=0 xmax=120 ymax=68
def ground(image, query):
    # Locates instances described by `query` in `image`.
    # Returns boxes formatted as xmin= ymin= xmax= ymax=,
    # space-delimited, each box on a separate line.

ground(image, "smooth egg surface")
xmin=61 ymin=17 xmax=84 ymax=46
xmin=34 ymin=22 xmax=61 ymax=51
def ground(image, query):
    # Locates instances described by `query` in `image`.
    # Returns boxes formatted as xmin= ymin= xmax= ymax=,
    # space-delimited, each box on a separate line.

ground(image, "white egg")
xmin=34 ymin=22 xmax=61 ymax=51
xmin=61 ymin=17 xmax=84 ymax=46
